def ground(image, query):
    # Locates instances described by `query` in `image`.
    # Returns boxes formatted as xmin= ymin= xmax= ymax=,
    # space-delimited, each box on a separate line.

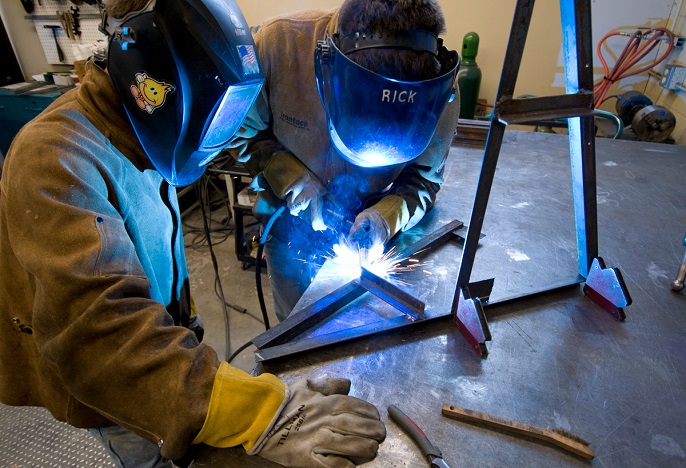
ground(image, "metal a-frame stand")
xmin=454 ymin=0 xmax=632 ymax=357
xmin=251 ymin=0 xmax=632 ymax=363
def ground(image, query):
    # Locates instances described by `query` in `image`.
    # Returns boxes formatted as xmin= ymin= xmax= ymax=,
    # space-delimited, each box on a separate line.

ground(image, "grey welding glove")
xmin=248 ymin=378 xmax=386 ymax=468
xmin=262 ymin=151 xmax=327 ymax=231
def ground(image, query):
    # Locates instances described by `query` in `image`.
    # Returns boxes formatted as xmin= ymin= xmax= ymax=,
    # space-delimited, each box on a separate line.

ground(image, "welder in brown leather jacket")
xmin=0 ymin=1 xmax=385 ymax=467
xmin=228 ymin=0 xmax=461 ymax=321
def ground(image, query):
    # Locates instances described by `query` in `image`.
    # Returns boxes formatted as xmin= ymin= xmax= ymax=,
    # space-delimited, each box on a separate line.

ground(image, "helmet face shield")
xmin=314 ymin=36 xmax=459 ymax=168
xmin=106 ymin=0 xmax=264 ymax=186
xmin=201 ymin=77 xmax=263 ymax=151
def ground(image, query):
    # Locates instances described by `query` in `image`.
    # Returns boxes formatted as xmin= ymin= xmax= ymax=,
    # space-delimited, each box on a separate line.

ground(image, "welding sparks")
xmin=326 ymin=242 xmax=427 ymax=285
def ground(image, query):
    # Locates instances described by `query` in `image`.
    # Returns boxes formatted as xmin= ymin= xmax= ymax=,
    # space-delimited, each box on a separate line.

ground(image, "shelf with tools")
xmin=25 ymin=1 xmax=106 ymax=65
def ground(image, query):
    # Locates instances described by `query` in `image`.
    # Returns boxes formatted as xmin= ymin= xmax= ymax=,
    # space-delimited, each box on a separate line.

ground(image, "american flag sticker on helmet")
xmin=237 ymin=45 xmax=260 ymax=76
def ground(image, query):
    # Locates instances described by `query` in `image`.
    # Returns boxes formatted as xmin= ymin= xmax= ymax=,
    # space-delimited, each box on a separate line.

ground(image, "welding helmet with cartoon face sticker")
xmin=314 ymin=31 xmax=459 ymax=168
xmin=103 ymin=0 xmax=263 ymax=186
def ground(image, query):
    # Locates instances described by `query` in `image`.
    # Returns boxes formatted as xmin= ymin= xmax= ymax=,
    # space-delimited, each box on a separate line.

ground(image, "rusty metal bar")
xmin=359 ymin=267 xmax=425 ymax=320
xmin=496 ymin=93 xmax=595 ymax=124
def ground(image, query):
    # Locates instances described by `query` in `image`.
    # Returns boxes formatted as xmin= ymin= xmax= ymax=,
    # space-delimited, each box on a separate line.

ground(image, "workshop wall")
xmin=29 ymin=1 xmax=103 ymax=65
xmin=0 ymin=0 xmax=61 ymax=78
xmin=237 ymin=0 xmax=685 ymax=145
xmin=645 ymin=3 xmax=686 ymax=145
xmin=1 ymin=0 xmax=684 ymax=144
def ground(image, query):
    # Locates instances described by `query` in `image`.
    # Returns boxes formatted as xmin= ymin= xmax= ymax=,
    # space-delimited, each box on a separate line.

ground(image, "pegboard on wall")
xmin=29 ymin=1 xmax=107 ymax=65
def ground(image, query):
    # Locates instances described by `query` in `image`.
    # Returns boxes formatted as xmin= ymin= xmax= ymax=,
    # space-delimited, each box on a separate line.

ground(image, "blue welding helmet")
xmin=104 ymin=0 xmax=263 ymax=186
xmin=314 ymin=31 xmax=459 ymax=168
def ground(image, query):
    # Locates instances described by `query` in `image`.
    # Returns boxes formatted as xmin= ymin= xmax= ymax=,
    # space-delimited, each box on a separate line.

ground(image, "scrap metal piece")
xmin=465 ymin=278 xmax=494 ymax=303
xmin=673 ymin=259 xmax=686 ymax=291
xmin=583 ymin=257 xmax=631 ymax=321
xmin=452 ymin=226 xmax=485 ymax=247
xmin=453 ymin=119 xmax=489 ymax=147
xmin=441 ymin=404 xmax=595 ymax=460
xmin=359 ymin=267 xmax=425 ymax=320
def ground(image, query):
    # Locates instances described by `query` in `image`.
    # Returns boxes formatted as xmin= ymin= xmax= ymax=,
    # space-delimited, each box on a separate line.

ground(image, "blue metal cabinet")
xmin=0 ymin=90 xmax=61 ymax=154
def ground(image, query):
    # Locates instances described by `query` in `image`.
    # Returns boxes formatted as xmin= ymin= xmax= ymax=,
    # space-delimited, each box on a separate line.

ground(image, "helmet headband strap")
xmin=335 ymin=30 xmax=440 ymax=56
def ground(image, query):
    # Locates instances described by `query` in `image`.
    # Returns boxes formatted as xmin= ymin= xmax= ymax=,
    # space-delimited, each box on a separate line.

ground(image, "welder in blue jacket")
xmin=228 ymin=0 xmax=461 ymax=321
xmin=0 ymin=0 xmax=386 ymax=466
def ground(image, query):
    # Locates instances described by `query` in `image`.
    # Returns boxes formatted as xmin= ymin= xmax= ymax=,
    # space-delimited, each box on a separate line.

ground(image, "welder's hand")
xmin=348 ymin=209 xmax=391 ymax=250
xmin=287 ymin=175 xmax=327 ymax=232
xmin=263 ymin=151 xmax=326 ymax=231
xmin=249 ymin=378 xmax=386 ymax=468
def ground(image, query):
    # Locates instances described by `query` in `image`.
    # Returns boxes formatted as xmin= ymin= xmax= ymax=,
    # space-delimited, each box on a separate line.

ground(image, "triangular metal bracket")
xmin=451 ymin=0 xmax=631 ymax=356
xmin=583 ymin=257 xmax=632 ymax=321
xmin=453 ymin=288 xmax=491 ymax=357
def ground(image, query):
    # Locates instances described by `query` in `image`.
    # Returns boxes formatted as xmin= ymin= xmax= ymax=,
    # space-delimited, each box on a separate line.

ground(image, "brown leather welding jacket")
xmin=229 ymin=9 xmax=460 ymax=234
xmin=0 ymin=62 xmax=219 ymax=460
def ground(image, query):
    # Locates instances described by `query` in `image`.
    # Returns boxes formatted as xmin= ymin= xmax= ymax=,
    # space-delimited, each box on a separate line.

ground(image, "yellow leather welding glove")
xmin=248 ymin=377 xmax=386 ymax=467
xmin=192 ymin=362 xmax=286 ymax=449
xmin=349 ymin=195 xmax=410 ymax=249
xmin=262 ymin=151 xmax=327 ymax=231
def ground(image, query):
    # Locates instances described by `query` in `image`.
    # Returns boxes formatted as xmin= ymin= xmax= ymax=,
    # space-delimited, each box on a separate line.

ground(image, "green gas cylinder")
xmin=457 ymin=32 xmax=482 ymax=120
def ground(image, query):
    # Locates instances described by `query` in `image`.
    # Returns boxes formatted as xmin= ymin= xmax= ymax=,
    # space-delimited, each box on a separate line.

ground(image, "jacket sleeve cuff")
xmin=368 ymin=195 xmax=410 ymax=238
xmin=192 ymin=362 xmax=286 ymax=451
xmin=262 ymin=151 xmax=311 ymax=199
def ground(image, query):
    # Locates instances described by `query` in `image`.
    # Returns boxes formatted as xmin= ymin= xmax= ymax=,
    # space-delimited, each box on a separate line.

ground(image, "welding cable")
xmin=196 ymin=178 xmax=232 ymax=361
xmin=183 ymin=178 xmax=234 ymax=249
xmin=594 ymin=28 xmax=674 ymax=107
xmin=227 ymin=340 xmax=254 ymax=364
xmin=254 ymin=205 xmax=287 ymax=331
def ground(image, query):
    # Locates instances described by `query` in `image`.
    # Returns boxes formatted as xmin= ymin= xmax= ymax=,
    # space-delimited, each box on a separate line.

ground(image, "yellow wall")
xmin=3 ymin=0 xmax=685 ymax=144
xmin=235 ymin=0 xmax=565 ymax=106
xmin=237 ymin=0 xmax=686 ymax=145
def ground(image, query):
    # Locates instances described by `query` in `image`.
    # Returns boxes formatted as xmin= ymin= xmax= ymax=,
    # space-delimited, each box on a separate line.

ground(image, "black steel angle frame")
xmin=253 ymin=0 xmax=631 ymax=364
xmin=452 ymin=0 xmax=631 ymax=357
xmin=252 ymin=220 xmax=465 ymax=354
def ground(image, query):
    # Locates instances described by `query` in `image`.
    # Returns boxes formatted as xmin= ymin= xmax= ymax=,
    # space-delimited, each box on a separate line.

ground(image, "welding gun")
xmin=321 ymin=195 xmax=355 ymax=236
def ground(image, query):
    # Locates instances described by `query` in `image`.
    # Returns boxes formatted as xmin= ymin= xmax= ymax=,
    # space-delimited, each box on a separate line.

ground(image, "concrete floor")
xmin=182 ymin=196 xmax=276 ymax=374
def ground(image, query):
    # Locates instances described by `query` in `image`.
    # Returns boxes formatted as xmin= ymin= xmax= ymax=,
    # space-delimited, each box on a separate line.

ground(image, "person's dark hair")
xmin=338 ymin=0 xmax=446 ymax=81
xmin=105 ymin=0 xmax=151 ymax=19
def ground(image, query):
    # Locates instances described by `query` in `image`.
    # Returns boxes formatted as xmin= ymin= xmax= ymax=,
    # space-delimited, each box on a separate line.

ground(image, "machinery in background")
xmin=591 ymin=26 xmax=679 ymax=143
xmin=614 ymin=91 xmax=676 ymax=143
xmin=457 ymin=32 xmax=482 ymax=120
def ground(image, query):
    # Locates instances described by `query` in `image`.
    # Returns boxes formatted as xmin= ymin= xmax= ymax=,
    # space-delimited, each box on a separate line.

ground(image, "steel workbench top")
xmin=194 ymin=130 xmax=686 ymax=467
